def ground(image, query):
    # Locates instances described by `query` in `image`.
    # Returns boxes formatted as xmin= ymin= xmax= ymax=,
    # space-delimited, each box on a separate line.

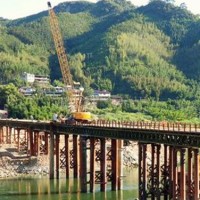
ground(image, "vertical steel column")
xmin=139 ymin=143 xmax=142 ymax=199
xmin=80 ymin=136 xmax=87 ymax=193
xmin=2 ymin=127 xmax=5 ymax=144
xmin=25 ymin=130 xmax=28 ymax=148
xmin=138 ymin=143 xmax=147 ymax=199
xmin=151 ymin=144 xmax=155 ymax=200
xmin=29 ymin=129 xmax=34 ymax=156
xmin=25 ymin=129 xmax=29 ymax=155
xmin=187 ymin=148 xmax=193 ymax=200
xmin=180 ymin=149 xmax=186 ymax=200
xmin=148 ymin=144 xmax=161 ymax=199
xmin=37 ymin=132 xmax=41 ymax=155
xmin=169 ymin=146 xmax=174 ymax=199
xmin=172 ymin=149 xmax=178 ymax=199
xmin=49 ymin=131 xmax=55 ymax=179
xmin=6 ymin=126 xmax=9 ymax=144
xmin=34 ymin=131 xmax=39 ymax=156
xmin=2 ymin=127 xmax=7 ymax=144
xmin=90 ymin=137 xmax=95 ymax=192
xmin=0 ymin=127 xmax=2 ymax=144
xmin=156 ymin=144 xmax=161 ymax=200
xmin=100 ymin=138 xmax=106 ymax=192
xmin=13 ymin=128 xmax=17 ymax=144
xmin=28 ymin=129 xmax=31 ymax=156
xmin=0 ymin=127 xmax=3 ymax=144
xmin=73 ymin=135 xmax=78 ymax=178
xmin=163 ymin=145 xmax=169 ymax=200
xmin=118 ymin=139 xmax=123 ymax=190
xmin=17 ymin=128 xmax=20 ymax=152
xmin=8 ymin=127 xmax=11 ymax=144
xmin=65 ymin=135 xmax=69 ymax=178
xmin=194 ymin=149 xmax=199 ymax=200
xmin=56 ymin=134 xmax=60 ymax=179
xmin=111 ymin=139 xmax=118 ymax=191
xmin=27 ymin=129 xmax=30 ymax=156
xmin=44 ymin=132 xmax=49 ymax=155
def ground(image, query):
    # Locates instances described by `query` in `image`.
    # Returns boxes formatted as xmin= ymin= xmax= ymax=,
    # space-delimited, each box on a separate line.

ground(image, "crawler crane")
xmin=47 ymin=1 xmax=91 ymax=122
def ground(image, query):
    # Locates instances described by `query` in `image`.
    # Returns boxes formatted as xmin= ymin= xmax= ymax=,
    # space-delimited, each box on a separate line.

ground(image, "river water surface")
xmin=0 ymin=168 xmax=138 ymax=200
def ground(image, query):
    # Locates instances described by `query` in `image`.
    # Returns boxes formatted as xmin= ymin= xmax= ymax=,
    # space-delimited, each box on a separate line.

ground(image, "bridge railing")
xmin=77 ymin=120 xmax=200 ymax=133
xmin=0 ymin=119 xmax=200 ymax=133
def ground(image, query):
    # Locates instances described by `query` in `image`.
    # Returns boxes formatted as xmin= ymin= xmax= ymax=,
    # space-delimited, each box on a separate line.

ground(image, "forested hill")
xmin=1 ymin=0 xmax=200 ymax=101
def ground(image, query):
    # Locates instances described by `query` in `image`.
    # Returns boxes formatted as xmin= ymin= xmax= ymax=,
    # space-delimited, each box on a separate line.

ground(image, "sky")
xmin=0 ymin=0 xmax=200 ymax=20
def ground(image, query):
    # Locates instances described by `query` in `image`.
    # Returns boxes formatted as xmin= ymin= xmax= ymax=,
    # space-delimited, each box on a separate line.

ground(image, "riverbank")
xmin=0 ymin=155 xmax=49 ymax=178
xmin=0 ymin=142 xmax=148 ymax=179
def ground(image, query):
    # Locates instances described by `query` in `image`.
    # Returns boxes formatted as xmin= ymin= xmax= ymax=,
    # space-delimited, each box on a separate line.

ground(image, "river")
xmin=0 ymin=168 xmax=138 ymax=200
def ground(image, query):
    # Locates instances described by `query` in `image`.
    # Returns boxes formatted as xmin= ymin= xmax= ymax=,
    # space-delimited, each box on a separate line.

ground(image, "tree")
xmin=149 ymin=0 xmax=161 ymax=2
xmin=164 ymin=0 xmax=175 ymax=3
xmin=0 ymin=84 xmax=20 ymax=109
xmin=180 ymin=3 xmax=187 ymax=10
xmin=97 ymin=100 xmax=112 ymax=109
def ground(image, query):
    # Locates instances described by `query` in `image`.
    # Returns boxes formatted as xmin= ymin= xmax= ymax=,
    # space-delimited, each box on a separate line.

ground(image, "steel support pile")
xmin=138 ymin=143 xmax=200 ymax=200
xmin=50 ymin=134 xmax=123 ymax=193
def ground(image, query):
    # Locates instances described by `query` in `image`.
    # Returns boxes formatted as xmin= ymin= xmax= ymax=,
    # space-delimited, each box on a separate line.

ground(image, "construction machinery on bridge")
xmin=47 ymin=1 xmax=91 ymax=123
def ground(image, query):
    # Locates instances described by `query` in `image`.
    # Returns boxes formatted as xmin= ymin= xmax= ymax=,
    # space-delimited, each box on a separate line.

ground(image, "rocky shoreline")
xmin=0 ymin=156 xmax=49 ymax=178
xmin=123 ymin=142 xmax=155 ymax=168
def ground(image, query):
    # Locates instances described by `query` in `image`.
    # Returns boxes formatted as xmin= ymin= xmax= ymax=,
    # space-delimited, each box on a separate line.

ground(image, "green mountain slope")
xmin=137 ymin=1 xmax=196 ymax=43
xmin=0 ymin=0 xmax=200 ymax=101
xmin=137 ymin=0 xmax=200 ymax=81
xmin=0 ymin=26 xmax=49 ymax=84
xmin=95 ymin=15 xmax=188 ymax=100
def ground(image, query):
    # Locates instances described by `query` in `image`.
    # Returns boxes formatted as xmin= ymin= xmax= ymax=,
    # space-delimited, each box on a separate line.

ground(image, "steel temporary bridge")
xmin=0 ymin=119 xmax=199 ymax=200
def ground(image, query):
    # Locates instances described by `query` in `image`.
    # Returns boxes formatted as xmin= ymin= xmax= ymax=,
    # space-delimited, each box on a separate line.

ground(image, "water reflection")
xmin=0 ymin=169 xmax=138 ymax=200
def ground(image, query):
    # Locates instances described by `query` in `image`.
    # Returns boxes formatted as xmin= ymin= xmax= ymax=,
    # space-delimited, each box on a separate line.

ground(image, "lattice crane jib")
xmin=48 ymin=2 xmax=73 ymax=87
xmin=47 ymin=2 xmax=83 ymax=113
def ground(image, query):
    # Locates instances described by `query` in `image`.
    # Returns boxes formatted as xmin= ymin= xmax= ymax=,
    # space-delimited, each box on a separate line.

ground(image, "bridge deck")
xmin=0 ymin=119 xmax=200 ymax=147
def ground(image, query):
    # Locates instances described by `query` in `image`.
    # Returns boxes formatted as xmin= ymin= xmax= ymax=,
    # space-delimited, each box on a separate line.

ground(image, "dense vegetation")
xmin=0 ymin=84 xmax=69 ymax=120
xmin=0 ymin=0 xmax=200 ymax=122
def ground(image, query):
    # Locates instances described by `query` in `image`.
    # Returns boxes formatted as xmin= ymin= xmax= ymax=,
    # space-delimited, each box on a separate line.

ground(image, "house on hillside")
xmin=21 ymin=72 xmax=35 ymax=83
xmin=21 ymin=72 xmax=50 ymax=85
xmin=88 ymin=90 xmax=122 ymax=105
xmin=34 ymin=75 xmax=50 ymax=85
xmin=93 ymin=90 xmax=111 ymax=98
xmin=43 ymin=86 xmax=65 ymax=96
xmin=19 ymin=87 xmax=36 ymax=96
xmin=89 ymin=90 xmax=111 ymax=101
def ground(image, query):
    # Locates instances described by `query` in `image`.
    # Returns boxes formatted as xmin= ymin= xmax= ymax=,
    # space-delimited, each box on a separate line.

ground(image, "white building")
xmin=22 ymin=72 xmax=35 ymax=83
xmin=93 ymin=90 xmax=111 ymax=98
xmin=22 ymin=72 xmax=50 ymax=85
xmin=34 ymin=75 xmax=50 ymax=84
xmin=19 ymin=87 xmax=36 ymax=96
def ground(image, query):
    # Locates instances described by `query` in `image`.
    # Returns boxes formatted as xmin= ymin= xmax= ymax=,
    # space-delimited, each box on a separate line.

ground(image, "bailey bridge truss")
xmin=0 ymin=119 xmax=200 ymax=199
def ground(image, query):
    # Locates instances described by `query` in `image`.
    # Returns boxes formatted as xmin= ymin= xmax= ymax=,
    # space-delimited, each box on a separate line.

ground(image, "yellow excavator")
xmin=47 ymin=1 xmax=91 ymax=122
